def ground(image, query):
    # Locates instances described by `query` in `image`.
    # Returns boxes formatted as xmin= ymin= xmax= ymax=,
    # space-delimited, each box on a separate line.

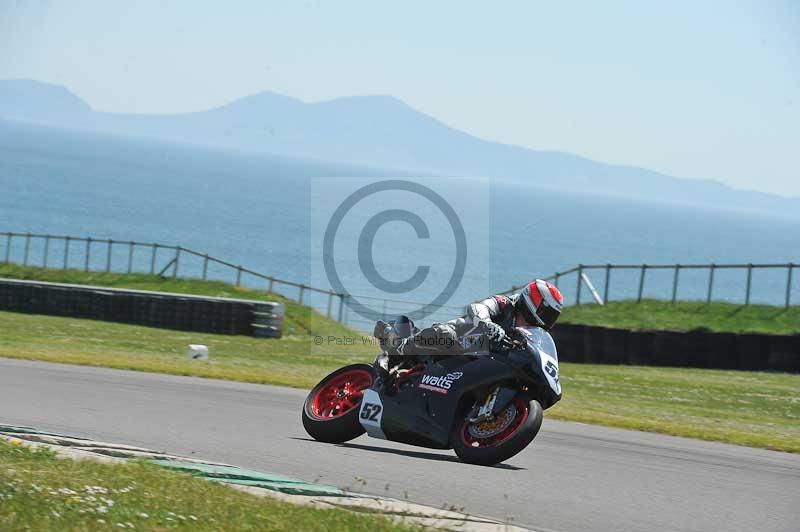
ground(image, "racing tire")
xmin=451 ymin=397 xmax=543 ymax=466
xmin=302 ymin=364 xmax=376 ymax=444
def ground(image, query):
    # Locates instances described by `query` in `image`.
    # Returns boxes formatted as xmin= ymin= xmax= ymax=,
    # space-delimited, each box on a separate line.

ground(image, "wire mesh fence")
xmin=0 ymin=231 xmax=464 ymax=330
xmin=501 ymin=262 xmax=798 ymax=308
xmin=4 ymin=231 xmax=796 ymax=334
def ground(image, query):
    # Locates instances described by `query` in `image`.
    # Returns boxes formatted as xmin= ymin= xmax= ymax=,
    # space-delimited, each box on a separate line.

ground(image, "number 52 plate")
xmin=359 ymin=389 xmax=386 ymax=439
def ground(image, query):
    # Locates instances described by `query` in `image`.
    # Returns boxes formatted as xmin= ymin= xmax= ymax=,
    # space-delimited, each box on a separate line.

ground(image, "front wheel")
xmin=302 ymin=364 xmax=375 ymax=443
xmin=451 ymin=397 xmax=543 ymax=466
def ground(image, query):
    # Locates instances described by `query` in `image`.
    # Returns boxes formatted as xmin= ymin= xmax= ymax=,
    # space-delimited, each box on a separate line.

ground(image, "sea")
xmin=1 ymin=119 xmax=798 ymax=331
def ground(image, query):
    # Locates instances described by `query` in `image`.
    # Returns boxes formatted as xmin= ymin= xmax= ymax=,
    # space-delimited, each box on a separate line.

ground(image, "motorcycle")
xmin=301 ymin=323 xmax=562 ymax=466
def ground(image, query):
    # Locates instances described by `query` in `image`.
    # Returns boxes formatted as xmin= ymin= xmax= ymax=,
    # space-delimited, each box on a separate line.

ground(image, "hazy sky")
xmin=1 ymin=0 xmax=798 ymax=196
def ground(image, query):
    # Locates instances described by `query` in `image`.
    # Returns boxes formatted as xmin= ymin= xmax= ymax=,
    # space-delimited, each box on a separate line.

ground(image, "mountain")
xmin=1 ymin=78 xmax=798 ymax=218
xmin=0 ymin=79 xmax=92 ymax=122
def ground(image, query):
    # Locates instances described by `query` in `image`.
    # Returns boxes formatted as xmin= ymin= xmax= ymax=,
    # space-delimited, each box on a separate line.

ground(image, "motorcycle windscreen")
xmin=519 ymin=327 xmax=561 ymax=396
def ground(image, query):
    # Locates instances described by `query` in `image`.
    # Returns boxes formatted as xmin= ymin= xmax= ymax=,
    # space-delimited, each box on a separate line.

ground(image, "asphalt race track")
xmin=1 ymin=358 xmax=798 ymax=532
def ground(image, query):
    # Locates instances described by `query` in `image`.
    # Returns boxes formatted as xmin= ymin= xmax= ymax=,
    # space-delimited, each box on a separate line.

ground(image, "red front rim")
xmin=310 ymin=369 xmax=373 ymax=420
xmin=460 ymin=398 xmax=529 ymax=448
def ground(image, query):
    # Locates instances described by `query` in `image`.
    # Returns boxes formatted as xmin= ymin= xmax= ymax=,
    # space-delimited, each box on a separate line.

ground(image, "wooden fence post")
xmin=298 ymin=284 xmax=305 ymax=305
xmin=706 ymin=264 xmax=715 ymax=304
xmin=637 ymin=264 xmax=647 ymax=303
xmin=202 ymin=254 xmax=209 ymax=280
xmin=173 ymin=246 xmax=181 ymax=278
xmin=671 ymin=265 xmax=680 ymax=303
xmin=4 ymin=233 xmax=11 ymax=264
xmin=106 ymin=239 xmax=113 ymax=272
xmin=23 ymin=233 xmax=30 ymax=266
xmin=604 ymin=264 xmax=611 ymax=304
xmin=236 ymin=266 xmax=242 ymax=287
xmin=127 ymin=242 xmax=134 ymax=273
xmin=85 ymin=237 xmax=92 ymax=271
xmin=150 ymin=244 xmax=158 ymax=274
xmin=63 ymin=236 xmax=70 ymax=269
xmin=575 ymin=265 xmax=583 ymax=305
xmin=787 ymin=264 xmax=794 ymax=308
xmin=43 ymin=235 xmax=50 ymax=267
xmin=745 ymin=264 xmax=753 ymax=305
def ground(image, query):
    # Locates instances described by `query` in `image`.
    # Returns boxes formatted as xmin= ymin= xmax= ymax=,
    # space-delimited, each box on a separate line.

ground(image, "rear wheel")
xmin=302 ymin=364 xmax=375 ymax=443
xmin=451 ymin=397 xmax=543 ymax=466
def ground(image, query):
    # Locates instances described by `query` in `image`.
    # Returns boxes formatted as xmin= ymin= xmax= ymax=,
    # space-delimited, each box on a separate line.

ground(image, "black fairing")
xmin=508 ymin=345 xmax=562 ymax=409
xmin=374 ymin=352 xmax=547 ymax=449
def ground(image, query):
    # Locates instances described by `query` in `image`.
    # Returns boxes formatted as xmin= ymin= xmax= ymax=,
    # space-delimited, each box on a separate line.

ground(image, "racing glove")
xmin=482 ymin=321 xmax=507 ymax=348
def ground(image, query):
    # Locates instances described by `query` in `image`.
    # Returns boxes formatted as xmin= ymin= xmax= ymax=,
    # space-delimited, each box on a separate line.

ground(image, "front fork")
xmin=467 ymin=385 xmax=518 ymax=423
xmin=468 ymin=386 xmax=499 ymax=422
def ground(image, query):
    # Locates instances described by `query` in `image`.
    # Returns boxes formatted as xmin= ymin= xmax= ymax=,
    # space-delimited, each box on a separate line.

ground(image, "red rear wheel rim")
xmin=310 ymin=369 xmax=373 ymax=420
xmin=460 ymin=398 xmax=529 ymax=448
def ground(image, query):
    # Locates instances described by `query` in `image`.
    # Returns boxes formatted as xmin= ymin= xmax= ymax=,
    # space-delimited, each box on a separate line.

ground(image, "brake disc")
xmin=468 ymin=403 xmax=517 ymax=439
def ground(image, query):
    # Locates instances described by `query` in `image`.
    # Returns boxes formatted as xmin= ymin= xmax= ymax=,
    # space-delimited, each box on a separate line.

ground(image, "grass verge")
xmin=0 ymin=439 xmax=412 ymax=531
xmin=562 ymin=299 xmax=800 ymax=335
xmin=0 ymin=310 xmax=371 ymax=388
xmin=1 ymin=265 xmax=798 ymax=452
xmin=549 ymin=363 xmax=799 ymax=452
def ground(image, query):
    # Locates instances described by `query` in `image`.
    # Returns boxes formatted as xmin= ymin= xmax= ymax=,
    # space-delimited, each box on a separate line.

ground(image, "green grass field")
xmin=0 ymin=439 xmax=412 ymax=531
xmin=550 ymin=363 xmax=799 ymax=452
xmin=562 ymin=299 xmax=800 ymax=334
xmin=1 ymin=264 xmax=799 ymax=452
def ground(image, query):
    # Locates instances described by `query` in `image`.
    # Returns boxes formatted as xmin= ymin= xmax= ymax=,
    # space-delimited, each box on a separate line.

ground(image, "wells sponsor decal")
xmin=418 ymin=372 xmax=463 ymax=394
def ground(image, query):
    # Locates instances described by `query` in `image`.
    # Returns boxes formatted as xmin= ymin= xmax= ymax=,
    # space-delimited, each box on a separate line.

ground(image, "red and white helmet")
xmin=517 ymin=279 xmax=564 ymax=330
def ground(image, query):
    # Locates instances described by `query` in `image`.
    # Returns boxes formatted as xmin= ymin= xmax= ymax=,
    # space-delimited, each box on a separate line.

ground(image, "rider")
xmin=375 ymin=279 xmax=564 ymax=366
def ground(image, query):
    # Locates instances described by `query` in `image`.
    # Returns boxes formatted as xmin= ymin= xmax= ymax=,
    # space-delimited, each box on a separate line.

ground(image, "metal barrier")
xmin=0 ymin=278 xmax=284 ymax=338
xmin=550 ymin=323 xmax=800 ymax=372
